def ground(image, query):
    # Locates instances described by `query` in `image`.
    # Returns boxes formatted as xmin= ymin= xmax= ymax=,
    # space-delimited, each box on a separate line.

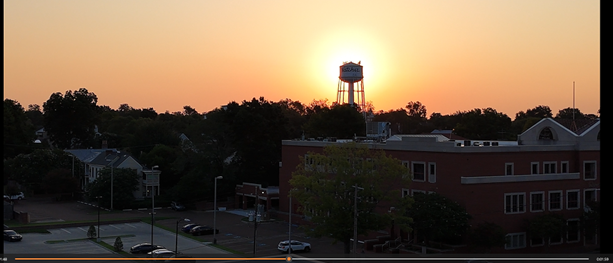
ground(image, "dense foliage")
xmin=289 ymin=142 xmax=412 ymax=253
xmin=408 ymin=192 xmax=471 ymax=245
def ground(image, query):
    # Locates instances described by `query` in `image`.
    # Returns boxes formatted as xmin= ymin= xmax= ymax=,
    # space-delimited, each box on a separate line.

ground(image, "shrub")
xmin=113 ymin=237 xmax=123 ymax=251
xmin=87 ymin=225 xmax=97 ymax=239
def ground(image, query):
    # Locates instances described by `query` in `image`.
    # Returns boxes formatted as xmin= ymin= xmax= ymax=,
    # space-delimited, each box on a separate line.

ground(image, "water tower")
xmin=337 ymin=61 xmax=365 ymax=109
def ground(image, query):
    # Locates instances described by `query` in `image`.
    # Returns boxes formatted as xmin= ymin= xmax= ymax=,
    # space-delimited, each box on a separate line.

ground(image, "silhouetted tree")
xmin=43 ymin=88 xmax=99 ymax=149
xmin=4 ymin=99 xmax=37 ymax=158
xmin=409 ymin=192 xmax=471 ymax=246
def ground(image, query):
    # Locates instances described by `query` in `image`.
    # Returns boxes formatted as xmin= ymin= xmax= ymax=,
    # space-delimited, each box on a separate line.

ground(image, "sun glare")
xmin=307 ymin=30 xmax=388 ymax=105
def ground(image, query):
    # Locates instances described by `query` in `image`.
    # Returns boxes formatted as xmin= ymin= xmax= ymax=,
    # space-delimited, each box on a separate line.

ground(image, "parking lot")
xmin=4 ymin=196 xmax=346 ymax=257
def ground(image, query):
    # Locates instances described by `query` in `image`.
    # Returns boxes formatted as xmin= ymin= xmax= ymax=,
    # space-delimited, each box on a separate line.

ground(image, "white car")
xmin=4 ymin=192 xmax=25 ymax=201
xmin=277 ymin=240 xmax=311 ymax=253
xmin=147 ymin=249 xmax=176 ymax=258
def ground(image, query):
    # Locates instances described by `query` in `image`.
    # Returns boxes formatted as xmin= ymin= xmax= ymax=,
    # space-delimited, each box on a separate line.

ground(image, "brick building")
xmin=278 ymin=118 xmax=600 ymax=253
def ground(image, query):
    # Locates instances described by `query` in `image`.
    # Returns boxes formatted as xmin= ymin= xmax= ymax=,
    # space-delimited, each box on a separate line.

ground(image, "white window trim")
xmin=543 ymin=161 xmax=557 ymax=174
xmin=530 ymin=191 xmax=545 ymax=212
xmin=566 ymin=189 xmax=580 ymax=210
xmin=561 ymin=161 xmax=569 ymax=173
xmin=401 ymin=188 xmax=410 ymax=198
xmin=583 ymin=161 xmax=597 ymax=180
xmin=566 ymin=219 xmax=580 ymax=243
xmin=531 ymin=162 xmax=539 ymax=175
xmin=428 ymin=162 xmax=436 ymax=183
xmin=548 ymin=190 xmax=563 ymax=211
xmin=530 ymin=237 xmax=544 ymax=247
xmin=583 ymin=188 xmax=598 ymax=208
xmin=505 ymin=232 xmax=526 ymax=250
xmin=505 ymin=163 xmax=514 ymax=176
xmin=504 ymin=192 xmax=526 ymax=214
xmin=411 ymin=161 xmax=426 ymax=182
xmin=549 ymin=235 xmax=563 ymax=245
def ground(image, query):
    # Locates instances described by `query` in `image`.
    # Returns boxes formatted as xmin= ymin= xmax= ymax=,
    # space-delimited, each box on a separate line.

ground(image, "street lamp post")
xmin=213 ymin=176 xmax=223 ymax=244
xmin=175 ymin=218 xmax=190 ymax=255
xmin=150 ymin=165 xmax=159 ymax=258
xmin=353 ymin=184 xmax=363 ymax=255
xmin=96 ymin=196 xmax=102 ymax=242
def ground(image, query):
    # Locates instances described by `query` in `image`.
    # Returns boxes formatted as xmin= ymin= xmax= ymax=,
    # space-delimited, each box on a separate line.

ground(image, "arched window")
xmin=538 ymin=127 xmax=555 ymax=140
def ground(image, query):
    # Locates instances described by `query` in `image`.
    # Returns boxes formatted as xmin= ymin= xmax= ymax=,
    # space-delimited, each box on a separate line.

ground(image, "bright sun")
xmin=306 ymin=30 xmax=388 ymax=106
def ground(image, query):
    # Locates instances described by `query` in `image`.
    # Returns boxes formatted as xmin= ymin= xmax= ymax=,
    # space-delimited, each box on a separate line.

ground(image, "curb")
xmin=77 ymin=201 xmax=111 ymax=211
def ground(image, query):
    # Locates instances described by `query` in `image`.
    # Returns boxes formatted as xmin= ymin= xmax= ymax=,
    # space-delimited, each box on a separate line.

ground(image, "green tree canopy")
xmin=4 ymin=99 xmax=37 ymax=158
xmin=289 ymin=142 xmax=412 ymax=253
xmin=86 ymin=168 xmax=139 ymax=210
xmin=303 ymin=104 xmax=365 ymax=139
xmin=526 ymin=213 xmax=566 ymax=249
xmin=409 ymin=192 xmax=471 ymax=245
xmin=42 ymin=88 xmax=99 ymax=149
xmin=6 ymin=149 xmax=78 ymax=194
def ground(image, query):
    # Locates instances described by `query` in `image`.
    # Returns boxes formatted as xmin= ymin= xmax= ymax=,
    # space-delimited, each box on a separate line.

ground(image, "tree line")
xmin=3 ymin=88 xmax=599 ymax=204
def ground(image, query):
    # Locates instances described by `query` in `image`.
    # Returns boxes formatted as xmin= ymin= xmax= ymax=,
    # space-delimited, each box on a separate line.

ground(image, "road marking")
xmin=78 ymin=227 xmax=87 ymax=232
xmin=108 ymin=225 xmax=121 ymax=230
xmin=124 ymin=223 xmax=137 ymax=228
xmin=61 ymin=229 xmax=71 ymax=234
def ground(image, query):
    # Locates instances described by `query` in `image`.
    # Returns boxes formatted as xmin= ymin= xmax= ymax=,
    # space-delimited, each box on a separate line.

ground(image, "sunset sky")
xmin=4 ymin=0 xmax=600 ymax=118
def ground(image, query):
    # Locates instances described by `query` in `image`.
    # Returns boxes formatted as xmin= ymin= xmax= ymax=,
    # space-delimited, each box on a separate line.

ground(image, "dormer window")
xmin=538 ymin=127 xmax=554 ymax=140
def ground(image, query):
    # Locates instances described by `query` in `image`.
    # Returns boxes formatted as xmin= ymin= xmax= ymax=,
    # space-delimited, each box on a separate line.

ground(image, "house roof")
xmin=65 ymin=148 xmax=136 ymax=168
xmin=65 ymin=149 xmax=117 ymax=163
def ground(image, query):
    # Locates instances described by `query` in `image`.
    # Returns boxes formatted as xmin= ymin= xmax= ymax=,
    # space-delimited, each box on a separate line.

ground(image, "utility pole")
xmin=253 ymin=185 xmax=259 ymax=255
xmin=353 ymin=184 xmax=363 ymax=255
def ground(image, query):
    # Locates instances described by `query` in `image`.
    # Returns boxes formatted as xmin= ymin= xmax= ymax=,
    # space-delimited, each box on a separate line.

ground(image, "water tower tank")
xmin=339 ymin=62 xmax=363 ymax=83
xmin=336 ymin=61 xmax=365 ymax=109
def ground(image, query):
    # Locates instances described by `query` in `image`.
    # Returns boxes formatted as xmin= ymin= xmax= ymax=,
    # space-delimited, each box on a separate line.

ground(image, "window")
xmin=561 ymin=161 xmax=569 ymax=173
xmin=566 ymin=190 xmax=580 ymax=210
xmin=584 ymin=189 xmax=597 ymax=208
xmin=505 ymin=233 xmax=526 ymax=249
xmin=548 ymin=191 xmax=562 ymax=211
xmin=531 ymin=162 xmax=539 ymax=174
xmin=304 ymin=154 xmax=313 ymax=170
xmin=543 ymin=162 xmax=557 ymax=174
xmin=549 ymin=233 xmax=562 ymax=245
xmin=505 ymin=163 xmax=514 ymax=176
xmin=412 ymin=162 xmax=426 ymax=182
xmin=428 ymin=162 xmax=436 ymax=183
xmin=412 ymin=190 xmax=426 ymax=196
xmin=530 ymin=192 xmax=544 ymax=212
xmin=505 ymin=193 xmax=525 ymax=214
xmin=530 ymin=237 xmax=544 ymax=247
xmin=583 ymin=161 xmax=597 ymax=180
xmin=402 ymin=188 xmax=410 ymax=198
xmin=567 ymin=219 xmax=580 ymax=243
xmin=538 ymin=127 xmax=554 ymax=140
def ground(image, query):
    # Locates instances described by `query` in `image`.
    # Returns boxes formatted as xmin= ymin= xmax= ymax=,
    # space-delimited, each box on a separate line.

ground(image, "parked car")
xmin=181 ymin=223 xmax=199 ymax=233
xmin=4 ymin=230 xmax=23 ymax=242
xmin=3 ymin=192 xmax=25 ymax=201
xmin=170 ymin=201 xmax=186 ymax=211
xmin=190 ymin=225 xmax=219 ymax=236
xmin=277 ymin=240 xmax=311 ymax=253
xmin=129 ymin=243 xmax=165 ymax=254
xmin=147 ymin=248 xmax=176 ymax=258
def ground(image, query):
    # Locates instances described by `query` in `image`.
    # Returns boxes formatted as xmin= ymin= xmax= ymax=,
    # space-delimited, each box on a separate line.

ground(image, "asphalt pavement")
xmin=5 ymin=195 xmax=348 ymax=257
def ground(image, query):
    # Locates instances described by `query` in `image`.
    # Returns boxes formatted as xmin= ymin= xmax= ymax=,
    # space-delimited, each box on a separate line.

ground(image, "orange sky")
xmin=4 ymin=0 xmax=600 ymax=117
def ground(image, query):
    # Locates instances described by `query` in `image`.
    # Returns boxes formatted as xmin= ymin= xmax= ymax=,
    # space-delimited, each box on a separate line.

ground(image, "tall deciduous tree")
xmin=6 ymin=149 xmax=77 ymax=194
xmin=4 ymin=99 xmax=37 ymax=158
xmin=408 ymin=192 xmax=471 ymax=246
xmin=453 ymin=108 xmax=512 ymax=140
xmin=527 ymin=213 xmax=566 ymax=251
xmin=86 ymin=168 xmax=139 ymax=210
xmin=555 ymin=107 xmax=586 ymax=119
xmin=43 ymin=88 xmax=99 ymax=149
xmin=303 ymin=104 xmax=365 ymax=138
xmin=289 ymin=142 xmax=412 ymax=254
xmin=468 ymin=222 xmax=507 ymax=253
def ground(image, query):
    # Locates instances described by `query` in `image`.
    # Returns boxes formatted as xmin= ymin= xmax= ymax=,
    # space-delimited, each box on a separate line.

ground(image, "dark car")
xmin=170 ymin=201 xmax=186 ymax=211
xmin=181 ymin=223 xmax=199 ymax=233
xmin=129 ymin=243 xmax=165 ymax=254
xmin=4 ymin=230 xmax=23 ymax=242
xmin=190 ymin=225 xmax=219 ymax=236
